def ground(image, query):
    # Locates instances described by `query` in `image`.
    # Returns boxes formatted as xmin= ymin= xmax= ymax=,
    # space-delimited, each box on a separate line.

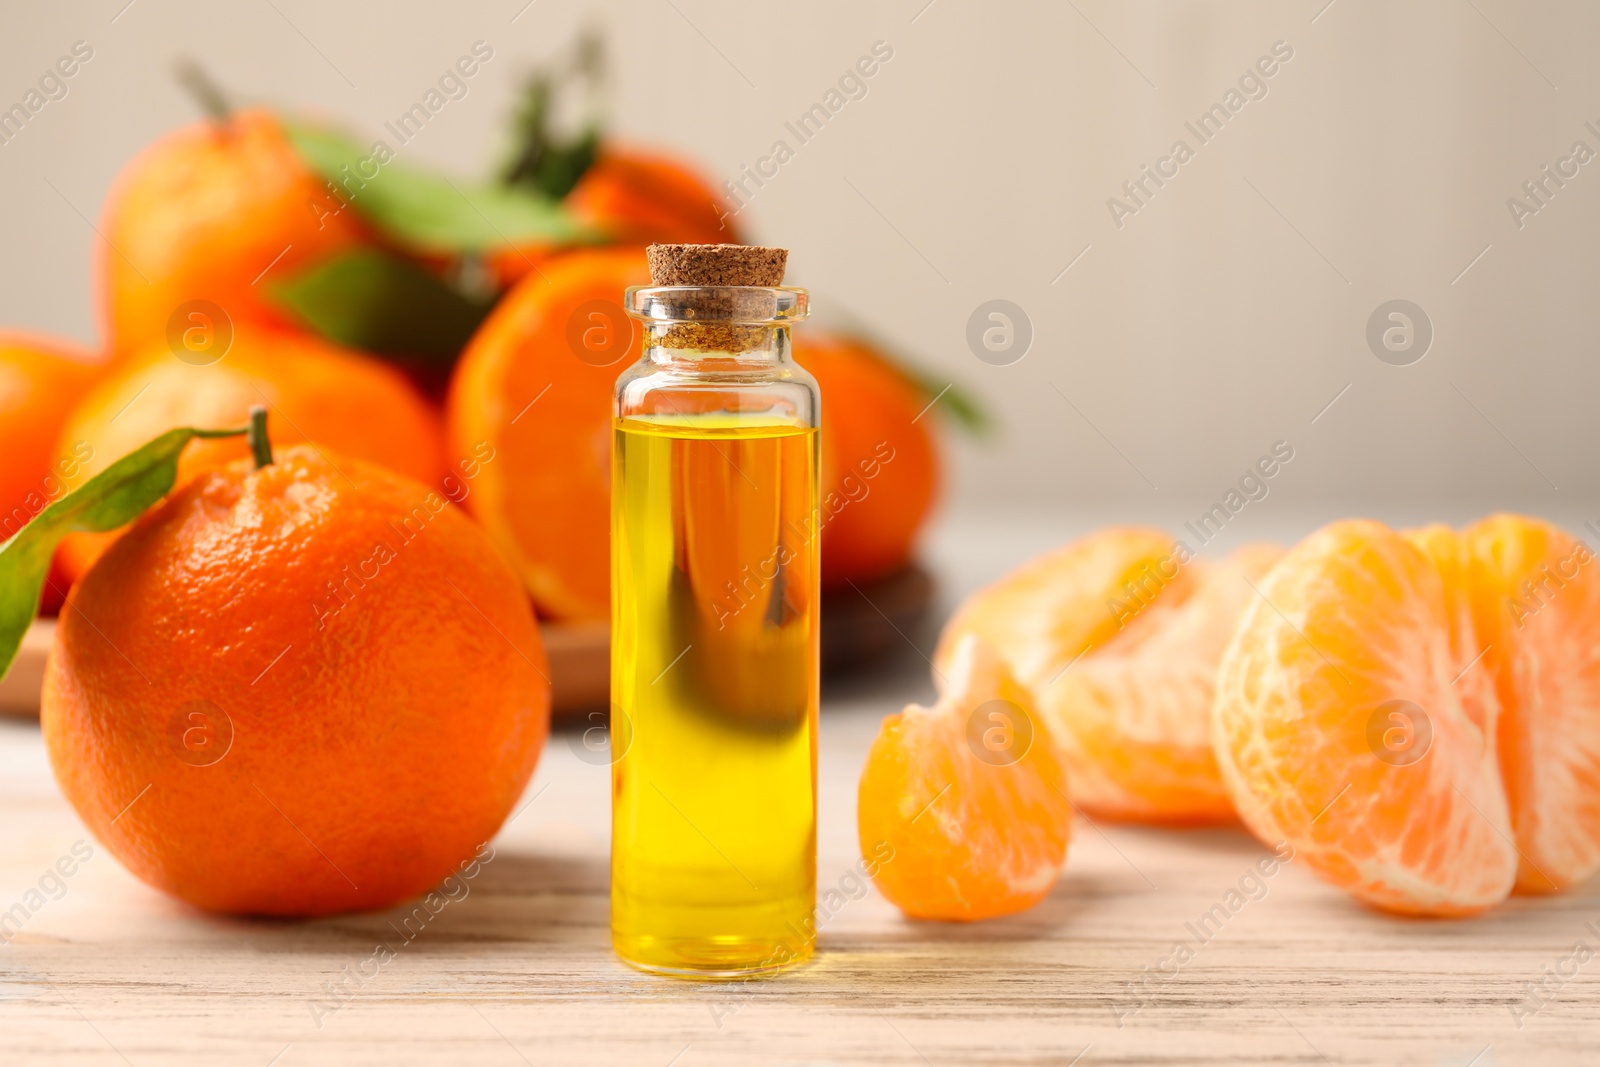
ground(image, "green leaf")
xmin=509 ymin=125 xmax=601 ymax=202
xmin=500 ymin=74 xmax=602 ymax=200
xmin=284 ymin=121 xmax=596 ymax=253
xmin=0 ymin=426 xmax=245 ymax=682
xmin=892 ymin=360 xmax=992 ymax=436
xmin=270 ymin=249 xmax=493 ymax=364
xmin=500 ymin=30 xmax=607 ymax=199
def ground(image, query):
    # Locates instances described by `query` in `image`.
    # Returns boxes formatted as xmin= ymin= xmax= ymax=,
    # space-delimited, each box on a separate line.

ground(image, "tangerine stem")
xmin=174 ymin=58 xmax=231 ymax=123
xmin=248 ymin=406 xmax=273 ymax=469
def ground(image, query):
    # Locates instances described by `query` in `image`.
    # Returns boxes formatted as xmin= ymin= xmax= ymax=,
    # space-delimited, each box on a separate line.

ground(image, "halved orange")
xmin=446 ymin=247 xmax=651 ymax=620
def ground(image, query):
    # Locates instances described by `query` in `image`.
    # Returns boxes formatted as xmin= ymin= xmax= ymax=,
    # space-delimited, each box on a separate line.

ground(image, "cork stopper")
xmin=647 ymin=244 xmax=788 ymax=287
xmin=642 ymin=244 xmax=793 ymax=353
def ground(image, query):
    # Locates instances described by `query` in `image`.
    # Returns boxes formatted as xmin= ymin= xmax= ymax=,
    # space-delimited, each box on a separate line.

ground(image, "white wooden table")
xmin=3 ymin=509 xmax=1597 ymax=1065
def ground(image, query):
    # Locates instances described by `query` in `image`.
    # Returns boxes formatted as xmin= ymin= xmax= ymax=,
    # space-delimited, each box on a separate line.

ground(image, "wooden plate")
xmin=0 ymin=618 xmax=53 ymax=719
xmin=0 ymin=564 xmax=935 ymax=722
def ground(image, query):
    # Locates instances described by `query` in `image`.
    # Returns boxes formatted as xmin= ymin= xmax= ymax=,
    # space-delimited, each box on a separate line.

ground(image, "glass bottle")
xmin=611 ymin=280 xmax=819 ymax=977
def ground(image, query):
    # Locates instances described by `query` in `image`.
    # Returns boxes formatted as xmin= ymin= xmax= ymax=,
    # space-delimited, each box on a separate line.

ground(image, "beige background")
xmin=2 ymin=0 xmax=1596 ymax=540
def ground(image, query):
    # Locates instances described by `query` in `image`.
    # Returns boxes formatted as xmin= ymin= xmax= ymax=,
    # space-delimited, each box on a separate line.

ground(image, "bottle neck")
xmin=643 ymin=323 xmax=790 ymax=367
xmin=626 ymin=285 xmax=807 ymax=370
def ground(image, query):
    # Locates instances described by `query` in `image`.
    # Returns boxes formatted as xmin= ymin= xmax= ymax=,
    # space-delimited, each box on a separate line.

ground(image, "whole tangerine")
xmin=99 ymin=108 xmax=365 ymax=357
xmin=41 ymin=445 xmax=549 ymax=916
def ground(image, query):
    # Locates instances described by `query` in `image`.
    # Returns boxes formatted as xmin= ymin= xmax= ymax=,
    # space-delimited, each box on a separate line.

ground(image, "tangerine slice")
xmin=937 ymin=529 xmax=1275 ymax=822
xmin=858 ymin=635 xmax=1071 ymax=921
xmin=1212 ymin=520 xmax=1515 ymax=916
xmin=1460 ymin=514 xmax=1600 ymax=894
xmin=1055 ymin=543 xmax=1282 ymax=823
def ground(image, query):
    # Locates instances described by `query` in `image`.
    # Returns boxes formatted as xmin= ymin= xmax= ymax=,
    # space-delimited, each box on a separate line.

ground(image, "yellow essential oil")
xmin=610 ymin=413 xmax=819 ymax=976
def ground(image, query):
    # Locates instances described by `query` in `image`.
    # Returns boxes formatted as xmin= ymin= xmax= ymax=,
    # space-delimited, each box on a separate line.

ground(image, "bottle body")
xmin=611 ymin=286 xmax=819 ymax=977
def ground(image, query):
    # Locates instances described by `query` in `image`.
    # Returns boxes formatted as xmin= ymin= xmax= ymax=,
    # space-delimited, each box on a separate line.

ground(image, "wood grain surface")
xmin=2 ymin=662 xmax=1597 ymax=1067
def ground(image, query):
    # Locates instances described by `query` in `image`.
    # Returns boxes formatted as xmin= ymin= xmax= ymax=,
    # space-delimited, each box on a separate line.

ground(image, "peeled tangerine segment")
xmin=858 ymin=635 xmax=1071 ymax=921
xmin=1458 ymin=514 xmax=1600 ymax=894
xmin=1213 ymin=519 xmax=1518 ymax=916
xmin=936 ymin=527 xmax=1279 ymax=823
